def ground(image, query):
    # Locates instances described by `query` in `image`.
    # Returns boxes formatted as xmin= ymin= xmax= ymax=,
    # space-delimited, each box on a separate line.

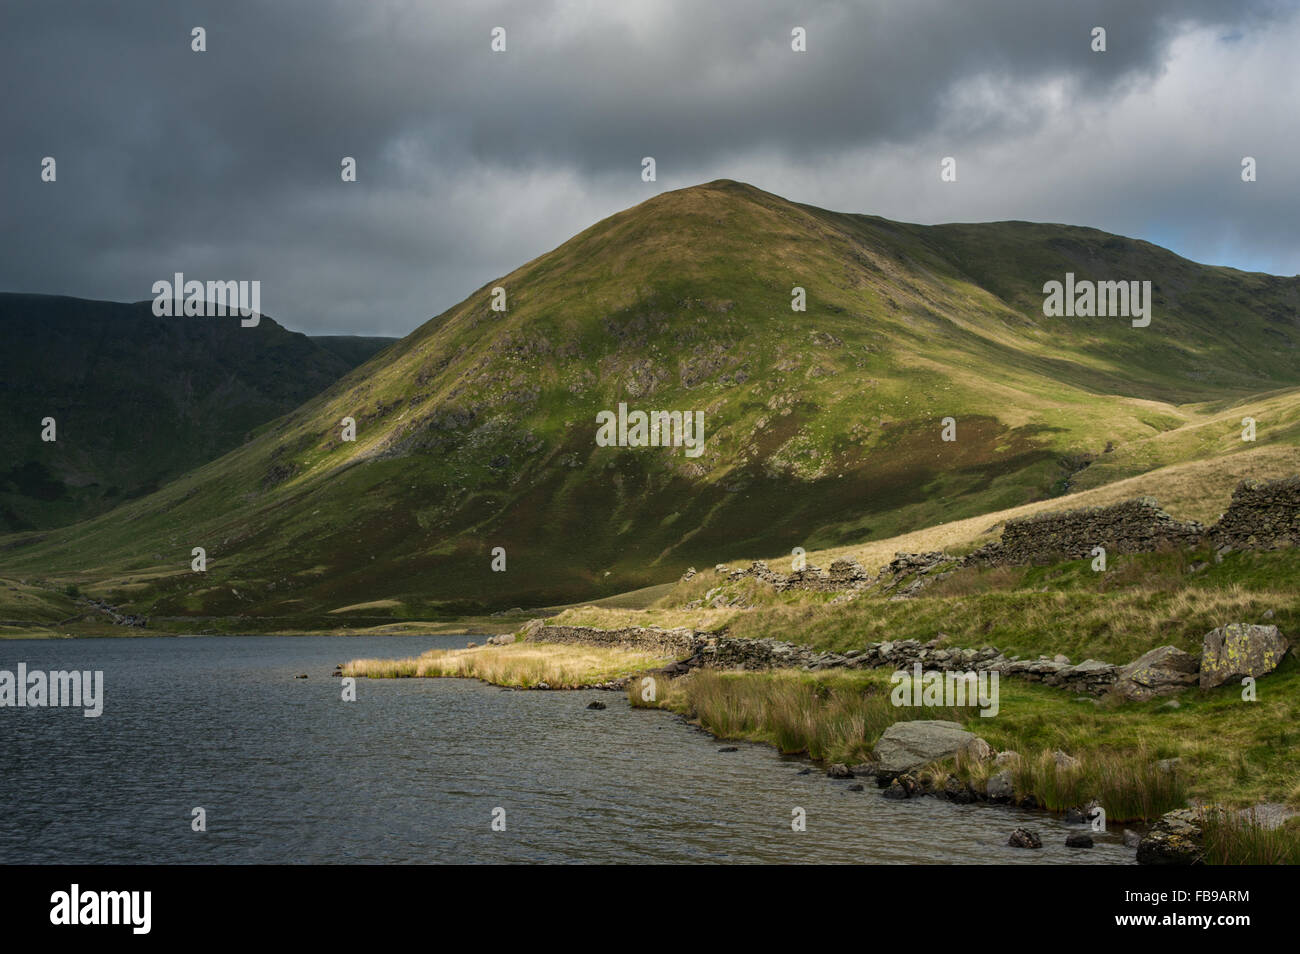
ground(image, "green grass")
xmin=633 ymin=663 xmax=1300 ymax=816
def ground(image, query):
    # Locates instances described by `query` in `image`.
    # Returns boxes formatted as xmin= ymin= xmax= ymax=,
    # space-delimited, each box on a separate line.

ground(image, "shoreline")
xmin=343 ymin=630 xmax=1300 ymax=864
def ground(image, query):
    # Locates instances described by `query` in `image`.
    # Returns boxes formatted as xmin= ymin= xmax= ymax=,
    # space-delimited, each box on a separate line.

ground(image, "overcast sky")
xmin=3 ymin=0 xmax=1297 ymax=336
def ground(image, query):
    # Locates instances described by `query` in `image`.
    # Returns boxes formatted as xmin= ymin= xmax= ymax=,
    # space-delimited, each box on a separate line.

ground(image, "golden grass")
xmin=328 ymin=598 xmax=404 ymax=614
xmin=547 ymin=604 xmax=740 ymax=632
xmin=342 ymin=641 xmax=674 ymax=688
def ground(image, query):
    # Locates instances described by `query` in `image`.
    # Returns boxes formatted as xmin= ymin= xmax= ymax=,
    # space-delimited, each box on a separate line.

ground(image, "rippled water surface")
xmin=0 ymin=636 xmax=1131 ymax=863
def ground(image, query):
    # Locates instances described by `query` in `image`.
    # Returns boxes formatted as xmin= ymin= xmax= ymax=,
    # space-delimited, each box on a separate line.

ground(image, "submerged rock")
xmin=1008 ymin=828 xmax=1042 ymax=849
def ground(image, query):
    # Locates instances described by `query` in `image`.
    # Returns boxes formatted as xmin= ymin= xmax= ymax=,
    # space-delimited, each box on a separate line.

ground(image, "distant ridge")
xmin=0 ymin=293 xmax=392 ymax=530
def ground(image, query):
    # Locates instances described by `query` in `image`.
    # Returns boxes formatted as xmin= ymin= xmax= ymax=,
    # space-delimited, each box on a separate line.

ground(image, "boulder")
xmin=1136 ymin=808 xmax=1215 ymax=865
xmin=1052 ymin=750 xmax=1082 ymax=772
xmin=962 ymin=737 xmax=993 ymax=762
xmin=1113 ymin=645 xmax=1200 ymax=701
xmin=1199 ymin=623 xmax=1289 ymax=689
xmin=827 ymin=763 xmax=854 ymax=779
xmin=985 ymin=769 xmax=1015 ymax=803
xmin=1008 ymin=828 xmax=1042 ymax=849
xmin=881 ymin=773 xmax=921 ymax=799
xmin=1065 ymin=833 xmax=1094 ymax=848
xmin=872 ymin=720 xmax=977 ymax=778
xmin=942 ymin=775 xmax=977 ymax=804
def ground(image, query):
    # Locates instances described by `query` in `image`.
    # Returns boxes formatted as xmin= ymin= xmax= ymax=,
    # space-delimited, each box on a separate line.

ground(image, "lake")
xmin=0 ymin=635 xmax=1131 ymax=864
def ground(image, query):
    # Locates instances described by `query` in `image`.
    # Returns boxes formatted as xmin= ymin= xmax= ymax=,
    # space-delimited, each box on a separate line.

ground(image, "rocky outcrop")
xmin=1199 ymin=623 xmax=1290 ymax=689
xmin=710 ymin=558 xmax=872 ymax=594
xmin=1113 ymin=645 xmax=1200 ymax=701
xmin=871 ymin=720 xmax=978 ymax=778
xmin=877 ymin=552 xmax=962 ymax=598
xmin=83 ymin=598 xmax=147 ymax=627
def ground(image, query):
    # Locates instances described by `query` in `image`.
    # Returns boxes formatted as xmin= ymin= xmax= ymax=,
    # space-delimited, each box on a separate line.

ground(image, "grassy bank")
xmin=553 ymin=546 xmax=1300 ymax=666
xmin=629 ymin=665 xmax=1300 ymax=817
xmin=342 ymin=641 xmax=674 ymax=689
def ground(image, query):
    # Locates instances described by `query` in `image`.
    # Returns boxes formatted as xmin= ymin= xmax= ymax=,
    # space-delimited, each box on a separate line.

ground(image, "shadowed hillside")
xmin=0 ymin=293 xmax=393 ymax=530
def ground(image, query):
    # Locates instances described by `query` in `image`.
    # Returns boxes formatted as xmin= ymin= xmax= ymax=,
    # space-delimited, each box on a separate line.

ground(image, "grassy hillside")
xmin=1 ymin=180 xmax=1297 ymax=622
xmin=0 ymin=294 xmax=392 ymax=530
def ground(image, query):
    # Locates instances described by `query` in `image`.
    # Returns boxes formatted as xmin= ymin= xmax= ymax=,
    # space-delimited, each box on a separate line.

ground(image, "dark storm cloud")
xmin=0 ymin=0 xmax=1295 ymax=335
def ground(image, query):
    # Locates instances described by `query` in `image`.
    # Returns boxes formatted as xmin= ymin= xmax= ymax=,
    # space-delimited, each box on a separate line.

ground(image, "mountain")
xmin=0 ymin=293 xmax=393 ymax=530
xmin=1 ymin=181 xmax=1297 ymax=624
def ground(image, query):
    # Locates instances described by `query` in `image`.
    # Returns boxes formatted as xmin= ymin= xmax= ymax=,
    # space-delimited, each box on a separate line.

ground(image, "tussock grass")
xmin=1201 ymin=812 xmax=1300 ymax=865
xmin=343 ymin=642 xmax=673 ymax=689
xmin=632 ymin=668 xmax=975 ymax=765
xmin=1010 ymin=748 xmax=1187 ymax=821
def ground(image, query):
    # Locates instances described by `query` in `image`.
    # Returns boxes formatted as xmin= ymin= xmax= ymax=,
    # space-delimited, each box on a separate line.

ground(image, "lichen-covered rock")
xmin=1113 ymin=645 xmax=1200 ymax=701
xmin=1199 ymin=623 xmax=1289 ymax=689
xmin=1136 ymin=808 xmax=1213 ymax=865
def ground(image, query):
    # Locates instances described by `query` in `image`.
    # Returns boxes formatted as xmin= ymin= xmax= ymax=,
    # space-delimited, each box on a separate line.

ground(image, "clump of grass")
xmin=636 ymin=668 xmax=974 ymax=765
xmin=344 ymin=642 xmax=672 ymax=689
xmin=1010 ymin=748 xmax=1187 ymax=822
xmin=1201 ymin=812 xmax=1300 ymax=865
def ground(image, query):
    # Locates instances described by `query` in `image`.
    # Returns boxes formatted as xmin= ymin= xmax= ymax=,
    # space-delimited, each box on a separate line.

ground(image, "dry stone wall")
xmin=969 ymin=497 xmax=1204 ymax=567
xmin=519 ymin=620 xmax=698 ymax=657
xmin=1210 ymin=476 xmax=1300 ymax=550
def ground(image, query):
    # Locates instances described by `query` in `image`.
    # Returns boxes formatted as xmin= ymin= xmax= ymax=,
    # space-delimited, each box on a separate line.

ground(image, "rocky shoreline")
xmin=516 ymin=619 xmax=1293 ymax=863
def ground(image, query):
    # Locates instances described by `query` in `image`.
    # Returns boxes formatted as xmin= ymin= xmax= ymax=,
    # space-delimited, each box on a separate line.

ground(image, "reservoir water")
xmin=0 ymin=635 xmax=1132 ymax=864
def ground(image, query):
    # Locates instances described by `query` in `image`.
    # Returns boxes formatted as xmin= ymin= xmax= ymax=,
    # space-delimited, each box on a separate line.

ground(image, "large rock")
xmin=985 ymin=770 xmax=1015 ymax=803
xmin=1199 ymin=623 xmax=1289 ymax=689
xmin=872 ymin=720 xmax=976 ymax=778
xmin=1113 ymin=645 xmax=1200 ymax=702
xmin=1136 ymin=808 xmax=1213 ymax=865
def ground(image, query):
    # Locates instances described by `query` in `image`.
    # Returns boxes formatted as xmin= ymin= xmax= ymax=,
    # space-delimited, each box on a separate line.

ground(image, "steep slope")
xmin=0 ymin=294 xmax=393 ymax=530
xmin=1 ymin=181 xmax=1296 ymax=621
